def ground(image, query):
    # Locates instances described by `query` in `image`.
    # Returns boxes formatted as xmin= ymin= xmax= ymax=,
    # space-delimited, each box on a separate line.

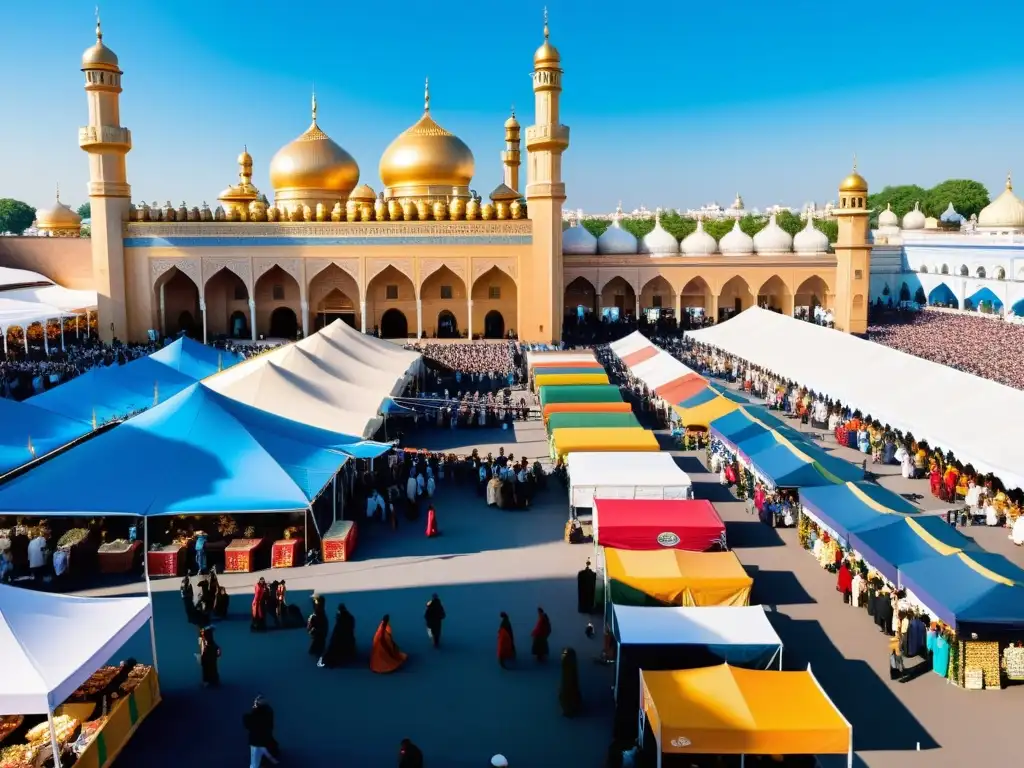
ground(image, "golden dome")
xmin=35 ymin=186 xmax=82 ymax=233
xmin=504 ymin=109 xmax=520 ymax=130
xmin=82 ymin=17 xmax=120 ymax=72
xmin=533 ymin=9 xmax=560 ymax=69
xmin=379 ymin=79 xmax=475 ymax=199
xmin=350 ymin=183 xmax=377 ymax=202
xmin=238 ymin=147 xmax=253 ymax=166
xmin=839 ymin=157 xmax=868 ymax=192
xmin=269 ymin=93 xmax=360 ymax=206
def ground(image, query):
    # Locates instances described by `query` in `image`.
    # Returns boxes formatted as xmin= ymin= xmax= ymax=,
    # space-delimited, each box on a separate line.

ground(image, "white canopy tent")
xmin=0 ymin=298 xmax=70 ymax=355
xmin=612 ymin=604 xmax=783 ymax=660
xmin=0 ymin=584 xmax=155 ymax=767
xmin=0 ymin=267 xmax=55 ymax=289
xmin=688 ymin=306 xmax=1024 ymax=489
xmin=629 ymin=351 xmax=697 ymax=390
xmin=0 ymin=285 xmax=97 ymax=313
xmin=608 ymin=331 xmax=654 ymax=358
xmin=526 ymin=349 xmax=598 ymax=369
xmin=568 ymin=451 xmax=692 ymax=509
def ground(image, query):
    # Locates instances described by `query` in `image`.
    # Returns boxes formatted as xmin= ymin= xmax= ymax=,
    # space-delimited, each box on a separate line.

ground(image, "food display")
xmin=146 ymin=543 xmax=184 ymax=577
xmin=25 ymin=715 xmax=78 ymax=745
xmin=57 ymin=528 xmax=90 ymax=549
xmin=0 ymin=717 xmax=22 ymax=745
xmin=0 ymin=742 xmax=36 ymax=768
xmin=67 ymin=660 xmax=151 ymax=704
xmin=322 ymin=520 xmax=358 ymax=563
xmin=97 ymin=539 xmax=132 ymax=554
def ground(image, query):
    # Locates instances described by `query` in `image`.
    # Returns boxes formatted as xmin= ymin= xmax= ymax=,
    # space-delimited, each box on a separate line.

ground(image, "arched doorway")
xmin=437 ymin=310 xmax=459 ymax=338
xmin=471 ymin=266 xmax=518 ymax=339
xmin=927 ymin=283 xmax=958 ymax=308
xmin=154 ymin=266 xmax=200 ymax=338
xmin=204 ymin=267 xmax=250 ymax=339
xmin=269 ymin=306 xmax=298 ymax=338
xmin=255 ymin=265 xmax=301 ymax=338
xmin=177 ymin=311 xmax=197 ymax=337
xmin=640 ymin=276 xmax=674 ymax=321
xmin=367 ymin=265 xmax=416 ymax=337
xmin=564 ymin=276 xmax=597 ymax=324
xmin=794 ymin=275 xmax=830 ymax=317
xmin=899 ymin=282 xmax=911 ymax=303
xmin=316 ymin=288 xmax=357 ymax=330
xmin=380 ymin=308 xmax=409 ymax=338
xmin=599 ymin=276 xmax=636 ymax=322
xmin=966 ymin=287 xmax=1003 ymax=313
xmin=308 ymin=263 xmax=361 ymax=332
xmin=718 ymin=276 xmax=753 ymax=321
xmin=757 ymin=275 xmax=792 ymax=315
xmin=484 ymin=310 xmax=505 ymax=339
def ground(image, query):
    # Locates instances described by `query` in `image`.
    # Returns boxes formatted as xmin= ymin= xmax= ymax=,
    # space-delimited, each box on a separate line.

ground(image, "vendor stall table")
xmin=145 ymin=545 xmax=184 ymax=578
xmin=224 ymin=538 xmax=265 ymax=573
xmin=271 ymin=539 xmax=302 ymax=569
xmin=97 ymin=541 xmax=142 ymax=575
xmin=72 ymin=667 xmax=161 ymax=768
xmin=322 ymin=520 xmax=357 ymax=562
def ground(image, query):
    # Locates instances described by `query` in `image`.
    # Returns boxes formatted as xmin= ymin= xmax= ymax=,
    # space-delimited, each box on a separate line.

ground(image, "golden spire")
xmin=55 ymin=183 xmax=61 ymax=203
xmin=424 ymin=77 xmax=430 ymax=113
xmin=1007 ymin=172 xmax=1013 ymax=191
xmin=543 ymin=6 xmax=549 ymax=39
xmin=311 ymin=88 xmax=318 ymax=124
xmin=95 ymin=5 xmax=102 ymax=42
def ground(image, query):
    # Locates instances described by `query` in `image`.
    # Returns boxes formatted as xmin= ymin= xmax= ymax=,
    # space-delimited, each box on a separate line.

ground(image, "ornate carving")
xmin=472 ymin=259 xmax=517 ymax=284
xmin=150 ymin=258 xmax=202 ymax=290
xmin=203 ymin=257 xmax=251 ymax=289
xmin=420 ymin=259 xmax=467 ymax=286
xmin=307 ymin=258 xmax=360 ymax=286
xmin=254 ymin=258 xmax=301 ymax=286
xmin=123 ymin=221 xmax=533 ymax=239
xmin=366 ymin=259 xmax=415 ymax=287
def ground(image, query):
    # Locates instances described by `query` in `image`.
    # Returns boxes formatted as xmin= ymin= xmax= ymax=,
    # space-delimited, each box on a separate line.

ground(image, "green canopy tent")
xmin=547 ymin=411 xmax=641 ymax=432
xmin=538 ymin=384 xmax=623 ymax=408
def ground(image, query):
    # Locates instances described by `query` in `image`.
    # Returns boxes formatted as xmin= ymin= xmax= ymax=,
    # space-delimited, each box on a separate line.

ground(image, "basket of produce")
xmin=1003 ymin=645 xmax=1024 ymax=681
xmin=56 ymin=529 xmax=90 ymax=549
xmin=0 ymin=742 xmax=38 ymax=768
xmin=97 ymin=539 xmax=141 ymax=574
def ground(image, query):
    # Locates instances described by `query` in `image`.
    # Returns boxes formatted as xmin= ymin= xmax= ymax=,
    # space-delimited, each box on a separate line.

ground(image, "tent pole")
xmin=740 ymin=755 xmax=745 ymax=768
xmin=332 ymin=476 xmax=338 ymax=524
xmin=143 ymin=517 xmax=160 ymax=673
xmin=305 ymin=507 xmax=309 ymax=554
xmin=48 ymin=710 xmax=63 ymax=768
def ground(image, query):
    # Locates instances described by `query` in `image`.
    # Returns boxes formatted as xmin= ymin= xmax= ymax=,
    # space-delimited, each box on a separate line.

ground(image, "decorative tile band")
xmin=124 ymin=235 xmax=533 ymax=248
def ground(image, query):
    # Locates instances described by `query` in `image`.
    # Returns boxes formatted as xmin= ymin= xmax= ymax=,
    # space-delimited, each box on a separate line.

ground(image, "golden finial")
xmin=311 ymin=88 xmax=318 ymax=123
xmin=55 ymin=183 xmax=61 ymax=202
xmin=95 ymin=6 xmax=102 ymax=41
xmin=543 ymin=6 xmax=549 ymax=39
xmin=1007 ymin=172 xmax=1013 ymax=191
xmin=424 ymin=77 xmax=430 ymax=113
xmin=852 ymin=153 xmax=858 ymax=172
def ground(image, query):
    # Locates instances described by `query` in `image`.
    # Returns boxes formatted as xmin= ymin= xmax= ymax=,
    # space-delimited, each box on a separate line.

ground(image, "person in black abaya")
xmin=322 ymin=604 xmax=357 ymax=667
xmin=307 ymin=596 xmax=328 ymax=662
xmin=558 ymin=647 xmax=583 ymax=717
xmin=398 ymin=738 xmax=424 ymax=768
xmin=181 ymin=574 xmax=195 ymax=623
xmin=424 ymin=593 xmax=446 ymax=648
xmin=577 ymin=559 xmax=596 ymax=614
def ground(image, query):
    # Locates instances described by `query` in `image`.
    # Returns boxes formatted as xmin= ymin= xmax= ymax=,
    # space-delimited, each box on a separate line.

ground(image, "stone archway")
xmin=564 ymin=276 xmax=597 ymax=320
xmin=154 ymin=266 xmax=200 ymax=338
xmin=927 ymin=282 xmax=958 ymax=308
xmin=794 ymin=275 xmax=830 ymax=314
xmin=718 ymin=276 xmax=753 ymax=320
xmin=309 ymin=263 xmax=361 ymax=333
xmin=599 ymin=276 xmax=636 ymax=321
xmin=640 ymin=276 xmax=674 ymax=316
xmin=484 ymin=310 xmax=505 ymax=339
xmin=204 ymin=267 xmax=250 ymax=339
xmin=254 ymin=265 xmax=300 ymax=338
xmin=680 ymin=277 xmax=711 ymax=311
xmin=367 ymin=265 xmax=416 ymax=338
xmin=757 ymin=275 xmax=793 ymax=315
xmin=471 ymin=266 xmax=517 ymax=339
xmin=228 ymin=311 xmax=249 ymax=338
xmin=269 ymin=306 xmax=298 ymax=339
xmin=380 ymin=308 xmax=409 ymax=339
xmin=422 ymin=265 xmax=467 ymax=338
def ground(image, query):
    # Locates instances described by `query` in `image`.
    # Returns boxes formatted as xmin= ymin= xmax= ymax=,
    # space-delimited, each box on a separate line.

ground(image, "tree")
xmin=581 ymin=219 xmax=609 ymax=238
xmin=867 ymin=184 xmax=927 ymax=224
xmin=775 ymin=210 xmax=804 ymax=237
xmin=0 ymin=199 xmax=36 ymax=235
xmin=923 ymin=179 xmax=990 ymax=219
xmin=816 ymin=218 xmax=838 ymax=243
xmin=76 ymin=202 xmax=91 ymax=219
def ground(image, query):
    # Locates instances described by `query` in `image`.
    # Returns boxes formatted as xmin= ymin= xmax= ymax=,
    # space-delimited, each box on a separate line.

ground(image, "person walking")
xmin=530 ymin=607 xmax=552 ymax=662
xmin=244 ymin=695 xmax=279 ymax=767
xmin=497 ymin=612 xmax=516 ymax=669
xmin=198 ymin=626 xmax=221 ymax=688
xmin=424 ymin=593 xmax=446 ymax=648
xmin=398 ymin=738 xmax=424 ymax=767
xmin=308 ymin=595 xmax=329 ymax=663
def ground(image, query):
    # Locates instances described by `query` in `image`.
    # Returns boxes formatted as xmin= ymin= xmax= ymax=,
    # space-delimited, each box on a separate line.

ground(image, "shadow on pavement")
xmin=725 ymin=520 xmax=786 ymax=548
xmin=745 ymin=565 xmax=817 ymax=607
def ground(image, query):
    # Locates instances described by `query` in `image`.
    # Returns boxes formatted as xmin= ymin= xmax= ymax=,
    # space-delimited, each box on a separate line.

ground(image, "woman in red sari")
xmin=497 ymin=612 xmax=516 ymax=668
xmin=836 ymin=560 xmax=853 ymax=603
xmin=425 ymin=504 xmax=439 ymax=538
xmin=929 ymin=464 xmax=941 ymax=498
xmin=251 ymin=577 xmax=268 ymax=632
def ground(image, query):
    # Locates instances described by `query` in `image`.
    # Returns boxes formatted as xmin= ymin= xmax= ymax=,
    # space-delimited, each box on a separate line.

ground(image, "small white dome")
xmin=878 ymin=203 xmax=898 ymax=228
xmin=753 ymin=213 xmax=793 ymax=255
xmin=902 ymin=201 xmax=926 ymax=230
xmin=939 ymin=202 xmax=963 ymax=224
xmin=978 ymin=174 xmax=1024 ymax=229
xmin=639 ymin=211 xmax=679 ymax=256
xmin=681 ymin=218 xmax=718 ymax=256
xmin=562 ymin=215 xmax=598 ymax=255
xmin=597 ymin=207 xmax=638 ymax=254
xmin=719 ymin=219 xmax=754 ymax=255
xmin=793 ymin=213 xmax=829 ymax=255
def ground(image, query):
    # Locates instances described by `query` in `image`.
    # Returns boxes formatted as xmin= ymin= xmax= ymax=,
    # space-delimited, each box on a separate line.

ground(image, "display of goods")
xmin=57 ymin=528 xmax=89 ymax=548
xmin=0 ymin=742 xmax=35 ymax=768
xmin=0 ymin=717 xmax=23 ymax=744
xmin=69 ymin=666 xmax=119 ymax=701
xmin=964 ymin=640 xmax=1001 ymax=689
xmin=1004 ymin=646 xmax=1024 ymax=680
xmin=98 ymin=539 xmax=132 ymax=553
xmin=25 ymin=715 xmax=77 ymax=745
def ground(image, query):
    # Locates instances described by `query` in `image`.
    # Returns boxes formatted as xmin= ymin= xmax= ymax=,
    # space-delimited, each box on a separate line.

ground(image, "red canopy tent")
xmin=655 ymin=375 xmax=708 ymax=405
xmin=593 ymin=499 xmax=726 ymax=551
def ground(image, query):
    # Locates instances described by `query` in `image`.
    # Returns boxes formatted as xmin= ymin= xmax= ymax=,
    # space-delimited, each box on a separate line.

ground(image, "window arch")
xmin=977 ymin=266 xmax=987 ymax=279
xmin=959 ymin=265 xmax=969 ymax=277
xmin=940 ymin=264 xmax=949 ymax=275
xmin=996 ymin=266 xmax=1006 ymax=280
xmin=918 ymin=264 xmax=929 ymax=274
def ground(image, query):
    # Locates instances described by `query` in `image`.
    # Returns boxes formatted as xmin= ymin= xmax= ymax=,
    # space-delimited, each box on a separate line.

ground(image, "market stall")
xmin=608 ymin=331 xmax=654 ymax=359
xmin=0 ymin=585 xmax=157 ymax=768
xmin=592 ymin=499 xmax=725 ymax=551
xmin=538 ymin=384 xmax=623 ymax=408
xmin=534 ymin=372 xmax=610 ymax=388
xmin=604 ymin=547 xmax=752 ymax=608
xmin=744 ymin=442 xmax=861 ymax=490
xmin=847 ymin=516 xmax=972 ymax=586
xmin=0 ymin=398 xmax=92 ymax=478
xmin=612 ymin=605 xmax=782 ymax=737
xmin=546 ymin=412 xmax=641 ymax=432
xmin=542 ymin=401 xmax=634 ymax=422
xmin=674 ymin=394 xmax=740 ymax=429
xmin=639 ymin=665 xmax=852 ymax=768
xmin=652 ymin=375 xmax=707 ymax=406
xmin=568 ymin=452 xmax=692 ymax=510
xmin=527 ymin=350 xmax=600 ymax=370
xmin=797 ymin=481 xmax=917 ymax=547
xmin=551 ymin=427 xmax=660 ymax=460
xmin=529 ymin=365 xmax=606 ymax=376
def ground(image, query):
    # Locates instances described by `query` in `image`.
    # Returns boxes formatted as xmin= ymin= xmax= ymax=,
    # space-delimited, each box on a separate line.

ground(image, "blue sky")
xmin=3 ymin=0 xmax=1023 ymax=214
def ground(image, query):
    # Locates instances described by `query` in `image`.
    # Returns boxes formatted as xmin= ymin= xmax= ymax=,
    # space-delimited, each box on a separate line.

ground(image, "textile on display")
xmin=592 ymin=499 xmax=725 ymax=551
xmin=568 ymin=452 xmax=692 ymax=509
xmin=551 ymin=427 xmax=660 ymax=459
xmin=538 ymin=384 xmax=623 ymax=407
xmin=604 ymin=548 xmax=752 ymax=607
xmin=534 ymin=372 xmax=611 ymax=388
xmin=546 ymin=412 xmax=641 ymax=432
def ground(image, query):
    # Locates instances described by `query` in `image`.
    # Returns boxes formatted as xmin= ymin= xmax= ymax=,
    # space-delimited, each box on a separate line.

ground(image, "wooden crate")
xmin=224 ymin=538 xmax=264 ymax=573
xmin=322 ymin=521 xmax=357 ymax=563
xmin=271 ymin=539 xmax=302 ymax=569
xmin=146 ymin=545 xmax=184 ymax=577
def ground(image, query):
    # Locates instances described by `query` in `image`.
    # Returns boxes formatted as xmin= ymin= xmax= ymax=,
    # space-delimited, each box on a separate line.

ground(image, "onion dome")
xmin=270 ymin=93 xmax=360 ymax=211
xmin=82 ymin=17 xmax=119 ymax=72
xmin=534 ymin=10 xmax=560 ymax=69
xmin=218 ymin=146 xmax=260 ymax=213
xmin=34 ymin=186 xmax=82 ymax=236
xmin=878 ymin=202 xmax=898 ymax=228
xmin=597 ymin=206 xmax=638 ymax=254
xmin=793 ymin=212 xmax=829 ymax=255
xmin=940 ymin=202 xmax=964 ymax=224
xmin=753 ymin=213 xmax=793 ymax=255
xmin=978 ymin=174 xmax=1024 ymax=229
xmin=639 ymin=210 xmax=679 ymax=256
xmin=719 ymin=219 xmax=754 ymax=255
xmin=504 ymin=112 xmax=520 ymax=130
xmin=902 ymin=201 xmax=926 ymax=230
xmin=379 ymin=79 xmax=475 ymax=202
xmin=562 ymin=215 xmax=598 ymax=255
xmin=839 ymin=169 xmax=868 ymax=193
xmin=681 ymin=218 xmax=718 ymax=256
xmin=349 ymin=183 xmax=377 ymax=204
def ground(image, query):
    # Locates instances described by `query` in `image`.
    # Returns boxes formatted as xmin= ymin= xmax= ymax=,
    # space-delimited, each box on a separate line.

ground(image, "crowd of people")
xmin=410 ymin=340 xmax=522 ymax=379
xmin=868 ymin=310 xmax=1024 ymax=391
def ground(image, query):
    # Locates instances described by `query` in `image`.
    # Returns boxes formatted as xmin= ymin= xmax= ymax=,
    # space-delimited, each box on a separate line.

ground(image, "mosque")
xmin=0 ymin=15 xmax=874 ymax=343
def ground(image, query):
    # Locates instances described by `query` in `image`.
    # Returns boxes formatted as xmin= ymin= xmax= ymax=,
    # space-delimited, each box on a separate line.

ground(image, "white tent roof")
xmin=0 ymin=267 xmax=54 ymax=289
xmin=0 ymin=585 xmax=151 ymax=713
xmin=526 ymin=350 xmax=597 ymax=368
xmin=0 ymin=298 xmax=67 ymax=330
xmin=319 ymin=320 xmax=422 ymax=376
xmin=608 ymin=331 xmax=654 ymax=357
xmin=0 ymin=285 xmax=97 ymax=312
xmin=569 ymin=452 xmax=691 ymax=508
xmin=629 ymin=350 xmax=697 ymax=390
xmin=688 ymin=306 xmax=1024 ymax=489
xmin=612 ymin=604 xmax=782 ymax=648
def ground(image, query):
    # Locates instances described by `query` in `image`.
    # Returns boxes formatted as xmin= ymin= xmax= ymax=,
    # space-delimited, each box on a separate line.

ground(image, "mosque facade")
xmin=1 ymin=17 xmax=875 ymax=342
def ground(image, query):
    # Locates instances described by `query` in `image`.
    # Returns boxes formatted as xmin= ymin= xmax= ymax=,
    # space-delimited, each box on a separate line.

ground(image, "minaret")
xmin=524 ymin=8 xmax=570 ymax=343
xmin=79 ymin=13 xmax=132 ymax=343
xmin=502 ymin=106 xmax=521 ymax=193
xmin=832 ymin=157 xmax=872 ymax=335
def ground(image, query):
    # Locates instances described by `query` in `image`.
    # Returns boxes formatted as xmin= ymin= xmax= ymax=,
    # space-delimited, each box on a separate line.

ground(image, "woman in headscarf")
xmin=425 ymin=504 xmax=440 ymax=538
xmin=424 ymin=593 xmax=446 ymax=648
xmin=558 ymin=647 xmax=583 ymax=717
xmin=497 ymin=612 xmax=516 ymax=669
xmin=212 ymin=585 xmax=230 ymax=620
xmin=198 ymin=626 xmax=221 ymax=688
xmin=275 ymin=580 xmax=288 ymax=626
xmin=251 ymin=578 xmax=269 ymax=632
xmin=180 ymin=574 xmax=195 ymax=623
xmin=322 ymin=604 xmax=357 ymax=667
xmin=369 ymin=614 xmax=408 ymax=673
xmin=531 ymin=607 xmax=552 ymax=662
xmin=307 ymin=595 xmax=328 ymax=661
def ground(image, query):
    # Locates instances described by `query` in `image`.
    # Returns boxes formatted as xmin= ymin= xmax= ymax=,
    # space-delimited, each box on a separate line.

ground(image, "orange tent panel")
xmin=531 ymin=359 xmax=601 ymax=370
xmin=621 ymin=346 xmax=659 ymax=367
xmin=653 ymin=372 xmax=704 ymax=398
xmin=543 ymin=401 xmax=634 ymax=421
xmin=657 ymin=377 xmax=710 ymax=405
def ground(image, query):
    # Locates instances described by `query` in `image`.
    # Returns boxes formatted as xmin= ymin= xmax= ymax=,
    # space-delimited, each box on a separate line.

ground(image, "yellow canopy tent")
xmin=550 ymin=427 xmax=659 ymax=460
xmin=604 ymin=548 xmax=752 ymax=607
xmin=673 ymin=395 xmax=740 ymax=429
xmin=640 ymin=665 xmax=852 ymax=767
xmin=535 ymin=372 xmax=611 ymax=388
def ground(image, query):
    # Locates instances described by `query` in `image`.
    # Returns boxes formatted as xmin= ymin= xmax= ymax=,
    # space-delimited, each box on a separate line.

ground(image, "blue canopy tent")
xmin=898 ymin=552 xmax=1024 ymax=634
xmin=150 ymin=337 xmax=243 ymax=379
xmin=798 ymin=482 xmax=919 ymax=546
xmin=744 ymin=443 xmax=843 ymax=489
xmin=847 ymin=516 xmax=976 ymax=585
xmin=709 ymin=408 xmax=787 ymax=448
xmin=0 ymin=398 xmax=92 ymax=476
xmin=678 ymin=386 xmax=748 ymax=409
